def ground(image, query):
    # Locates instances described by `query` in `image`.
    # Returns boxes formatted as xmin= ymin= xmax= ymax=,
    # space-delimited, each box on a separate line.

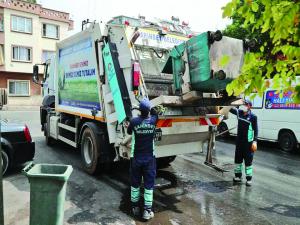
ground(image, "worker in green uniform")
xmin=230 ymin=100 xmax=258 ymax=186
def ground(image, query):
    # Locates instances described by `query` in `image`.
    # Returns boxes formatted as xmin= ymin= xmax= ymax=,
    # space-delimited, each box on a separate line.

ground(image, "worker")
xmin=230 ymin=100 xmax=258 ymax=186
xmin=127 ymin=98 xmax=158 ymax=220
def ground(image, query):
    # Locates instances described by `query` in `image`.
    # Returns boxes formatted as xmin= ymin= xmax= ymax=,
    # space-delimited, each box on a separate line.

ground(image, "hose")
xmin=152 ymin=49 xmax=164 ymax=58
xmin=216 ymin=126 xmax=237 ymax=137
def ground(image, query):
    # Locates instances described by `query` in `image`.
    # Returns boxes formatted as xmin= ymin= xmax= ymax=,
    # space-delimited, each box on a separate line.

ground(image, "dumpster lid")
xmin=23 ymin=163 xmax=73 ymax=181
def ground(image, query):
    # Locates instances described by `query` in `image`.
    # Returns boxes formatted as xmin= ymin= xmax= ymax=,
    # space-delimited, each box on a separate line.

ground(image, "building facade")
xmin=0 ymin=0 xmax=73 ymax=106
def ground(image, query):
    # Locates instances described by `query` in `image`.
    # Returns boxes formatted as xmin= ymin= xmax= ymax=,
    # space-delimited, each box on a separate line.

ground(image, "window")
xmin=0 ymin=14 xmax=4 ymax=32
xmin=42 ymin=50 xmax=55 ymax=62
xmin=42 ymin=23 xmax=59 ymax=39
xmin=8 ymin=80 xmax=30 ymax=96
xmin=11 ymin=15 xmax=32 ymax=33
xmin=12 ymin=46 xmax=32 ymax=62
xmin=0 ymin=45 xmax=4 ymax=66
xmin=245 ymin=94 xmax=263 ymax=109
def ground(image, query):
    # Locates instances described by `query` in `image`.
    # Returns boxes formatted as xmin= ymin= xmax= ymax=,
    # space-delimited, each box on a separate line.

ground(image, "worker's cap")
xmin=244 ymin=99 xmax=252 ymax=107
xmin=139 ymin=98 xmax=151 ymax=112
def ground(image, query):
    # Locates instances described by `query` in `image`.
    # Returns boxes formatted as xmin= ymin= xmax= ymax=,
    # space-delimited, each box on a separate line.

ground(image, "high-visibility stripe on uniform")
xmin=248 ymin=123 xmax=254 ymax=142
xmin=144 ymin=188 xmax=153 ymax=208
xmin=131 ymin=186 xmax=140 ymax=203
xmin=245 ymin=165 xmax=253 ymax=177
xmin=131 ymin=133 xmax=135 ymax=157
xmin=234 ymin=163 xmax=243 ymax=174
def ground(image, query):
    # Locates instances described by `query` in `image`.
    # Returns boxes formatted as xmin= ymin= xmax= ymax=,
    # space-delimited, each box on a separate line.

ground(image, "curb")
xmin=1 ymin=105 xmax=40 ymax=111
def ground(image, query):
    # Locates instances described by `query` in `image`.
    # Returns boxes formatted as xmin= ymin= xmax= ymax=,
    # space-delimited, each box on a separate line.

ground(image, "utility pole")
xmin=0 ymin=117 xmax=4 ymax=225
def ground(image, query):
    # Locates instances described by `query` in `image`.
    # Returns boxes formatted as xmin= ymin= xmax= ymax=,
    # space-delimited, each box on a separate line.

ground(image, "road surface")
xmin=1 ymin=110 xmax=300 ymax=225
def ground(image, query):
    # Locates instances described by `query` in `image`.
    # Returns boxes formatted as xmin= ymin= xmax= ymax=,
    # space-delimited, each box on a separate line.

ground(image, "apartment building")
xmin=0 ymin=0 xmax=73 ymax=106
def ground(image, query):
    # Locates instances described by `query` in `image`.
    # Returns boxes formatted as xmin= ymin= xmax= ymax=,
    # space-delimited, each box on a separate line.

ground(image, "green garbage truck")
xmin=33 ymin=15 xmax=247 ymax=174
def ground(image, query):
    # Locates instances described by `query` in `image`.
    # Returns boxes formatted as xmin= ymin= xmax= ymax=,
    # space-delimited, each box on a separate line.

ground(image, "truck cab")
xmin=33 ymin=56 xmax=56 ymax=131
xmin=42 ymin=57 xmax=56 ymax=98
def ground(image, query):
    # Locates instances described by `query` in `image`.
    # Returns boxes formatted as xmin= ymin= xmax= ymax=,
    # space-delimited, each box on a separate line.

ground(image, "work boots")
xmin=143 ymin=209 xmax=154 ymax=220
xmin=246 ymin=180 xmax=252 ymax=186
xmin=132 ymin=207 xmax=154 ymax=220
xmin=233 ymin=177 xmax=242 ymax=183
xmin=233 ymin=177 xmax=252 ymax=186
xmin=132 ymin=206 xmax=140 ymax=217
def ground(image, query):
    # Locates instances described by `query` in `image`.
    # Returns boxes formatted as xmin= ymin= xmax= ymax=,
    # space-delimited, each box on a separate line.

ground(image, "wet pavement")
xmin=1 ymin=110 xmax=300 ymax=225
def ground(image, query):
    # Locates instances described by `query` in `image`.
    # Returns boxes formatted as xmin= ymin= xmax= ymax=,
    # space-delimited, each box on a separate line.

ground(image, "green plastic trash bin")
xmin=23 ymin=163 xmax=73 ymax=225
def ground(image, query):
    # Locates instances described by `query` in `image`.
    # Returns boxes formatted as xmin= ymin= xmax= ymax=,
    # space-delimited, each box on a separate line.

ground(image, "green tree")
xmin=26 ymin=0 xmax=37 ymax=4
xmin=223 ymin=4 xmax=269 ymax=47
xmin=222 ymin=0 xmax=300 ymax=101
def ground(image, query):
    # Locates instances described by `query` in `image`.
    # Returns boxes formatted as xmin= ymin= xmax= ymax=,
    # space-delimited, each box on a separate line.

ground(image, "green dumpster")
xmin=23 ymin=163 xmax=73 ymax=225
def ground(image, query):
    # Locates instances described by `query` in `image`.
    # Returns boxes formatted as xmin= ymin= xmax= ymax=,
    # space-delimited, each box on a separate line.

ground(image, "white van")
xmin=220 ymin=88 xmax=300 ymax=152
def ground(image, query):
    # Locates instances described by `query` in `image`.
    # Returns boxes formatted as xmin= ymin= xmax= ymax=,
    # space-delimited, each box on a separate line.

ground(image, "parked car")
xmin=0 ymin=121 xmax=35 ymax=174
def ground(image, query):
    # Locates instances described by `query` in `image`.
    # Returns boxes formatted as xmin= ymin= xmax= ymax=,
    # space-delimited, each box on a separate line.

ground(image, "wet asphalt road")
xmin=1 ymin=110 xmax=300 ymax=225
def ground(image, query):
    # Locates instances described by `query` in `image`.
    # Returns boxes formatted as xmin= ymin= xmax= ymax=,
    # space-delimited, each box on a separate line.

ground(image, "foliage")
xmin=25 ymin=0 xmax=37 ymax=4
xmin=222 ymin=0 xmax=300 ymax=101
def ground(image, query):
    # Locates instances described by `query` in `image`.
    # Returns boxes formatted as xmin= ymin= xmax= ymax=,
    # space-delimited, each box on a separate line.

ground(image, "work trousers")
xmin=234 ymin=141 xmax=254 ymax=181
xmin=130 ymin=155 xmax=156 ymax=209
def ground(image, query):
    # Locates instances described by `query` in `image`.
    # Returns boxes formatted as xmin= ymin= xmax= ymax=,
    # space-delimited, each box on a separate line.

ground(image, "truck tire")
xmin=157 ymin=156 xmax=176 ymax=169
xmin=278 ymin=130 xmax=297 ymax=153
xmin=80 ymin=124 xmax=102 ymax=175
xmin=44 ymin=123 xmax=55 ymax=146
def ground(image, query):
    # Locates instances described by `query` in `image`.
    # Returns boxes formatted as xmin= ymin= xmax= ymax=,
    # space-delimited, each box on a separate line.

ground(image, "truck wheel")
xmin=2 ymin=150 xmax=10 ymax=175
xmin=157 ymin=156 xmax=176 ymax=169
xmin=44 ymin=123 xmax=55 ymax=146
xmin=81 ymin=125 xmax=102 ymax=175
xmin=278 ymin=130 xmax=297 ymax=153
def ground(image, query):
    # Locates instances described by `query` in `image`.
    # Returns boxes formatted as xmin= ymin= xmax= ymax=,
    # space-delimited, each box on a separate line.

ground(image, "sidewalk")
xmin=1 ymin=105 xmax=40 ymax=111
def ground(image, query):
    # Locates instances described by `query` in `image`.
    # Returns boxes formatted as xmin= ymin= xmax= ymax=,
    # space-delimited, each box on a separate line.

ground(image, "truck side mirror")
xmin=33 ymin=65 xmax=39 ymax=83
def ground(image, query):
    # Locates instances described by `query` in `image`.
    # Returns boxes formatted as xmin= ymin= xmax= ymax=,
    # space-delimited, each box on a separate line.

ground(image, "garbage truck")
xmin=33 ymin=16 xmax=248 ymax=174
